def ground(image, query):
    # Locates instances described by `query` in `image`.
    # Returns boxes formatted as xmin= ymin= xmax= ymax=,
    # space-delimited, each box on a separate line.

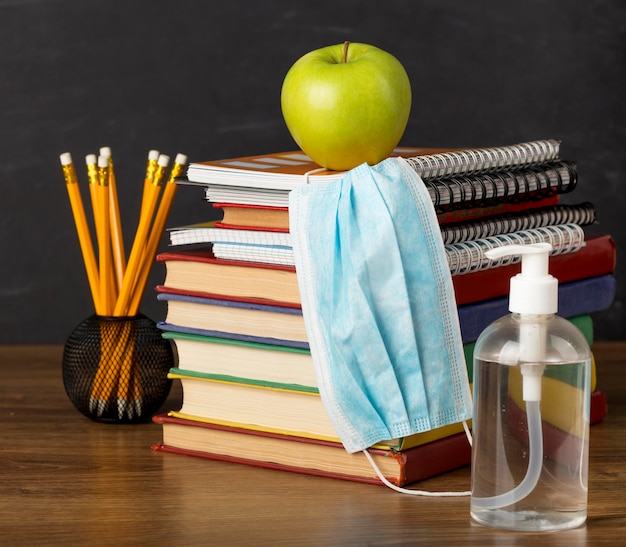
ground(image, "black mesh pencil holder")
xmin=62 ymin=313 xmax=174 ymax=424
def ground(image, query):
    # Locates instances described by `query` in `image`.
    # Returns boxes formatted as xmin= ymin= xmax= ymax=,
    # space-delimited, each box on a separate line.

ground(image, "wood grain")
xmin=1 ymin=343 xmax=624 ymax=545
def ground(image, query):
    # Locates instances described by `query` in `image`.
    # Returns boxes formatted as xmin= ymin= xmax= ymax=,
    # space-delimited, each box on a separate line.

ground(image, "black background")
xmin=1 ymin=0 xmax=623 ymax=343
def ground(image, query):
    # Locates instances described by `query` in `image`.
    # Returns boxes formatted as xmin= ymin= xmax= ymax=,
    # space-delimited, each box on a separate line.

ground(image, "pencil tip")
xmin=97 ymin=399 xmax=105 ymax=417
xmin=117 ymin=399 xmax=126 ymax=420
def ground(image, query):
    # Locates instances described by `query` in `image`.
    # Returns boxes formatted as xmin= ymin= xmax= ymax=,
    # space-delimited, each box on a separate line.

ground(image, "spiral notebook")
xmin=439 ymin=202 xmax=596 ymax=245
xmin=425 ymin=160 xmax=577 ymax=212
xmin=183 ymin=139 xmax=561 ymax=198
xmin=200 ymin=160 xmax=576 ymax=209
xmin=405 ymin=139 xmax=560 ymax=180
xmin=171 ymin=202 xmax=592 ymax=252
xmin=211 ymin=223 xmax=586 ymax=275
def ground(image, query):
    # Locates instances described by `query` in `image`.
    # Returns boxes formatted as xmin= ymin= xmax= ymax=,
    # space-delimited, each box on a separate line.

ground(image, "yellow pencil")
xmin=86 ymin=153 xmax=107 ymax=317
xmin=85 ymin=154 xmax=100 ymax=231
xmin=128 ymin=153 xmax=188 ymax=316
xmin=96 ymin=155 xmax=113 ymax=315
xmin=60 ymin=153 xmax=101 ymax=314
xmin=113 ymin=154 xmax=170 ymax=316
xmin=87 ymin=154 xmax=116 ymax=311
xmin=100 ymin=146 xmax=126 ymax=290
xmin=141 ymin=150 xmax=160 ymax=213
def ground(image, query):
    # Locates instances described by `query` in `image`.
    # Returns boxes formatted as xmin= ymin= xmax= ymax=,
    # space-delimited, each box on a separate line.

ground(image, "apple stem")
xmin=342 ymin=41 xmax=350 ymax=63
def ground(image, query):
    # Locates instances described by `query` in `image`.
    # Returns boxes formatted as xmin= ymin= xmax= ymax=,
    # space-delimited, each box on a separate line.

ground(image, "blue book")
xmin=158 ymin=274 xmax=616 ymax=348
xmin=457 ymin=274 xmax=616 ymax=343
xmin=157 ymin=292 xmax=308 ymax=349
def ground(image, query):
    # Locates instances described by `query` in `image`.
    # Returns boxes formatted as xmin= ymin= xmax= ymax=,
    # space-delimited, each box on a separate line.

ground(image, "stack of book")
xmin=152 ymin=140 xmax=616 ymax=486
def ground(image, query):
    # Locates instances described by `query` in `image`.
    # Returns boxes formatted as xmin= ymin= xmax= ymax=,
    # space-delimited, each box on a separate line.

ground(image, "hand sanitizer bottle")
xmin=470 ymin=243 xmax=592 ymax=532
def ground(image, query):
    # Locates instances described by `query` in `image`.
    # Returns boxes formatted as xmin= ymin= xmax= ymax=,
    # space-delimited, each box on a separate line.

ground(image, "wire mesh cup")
xmin=62 ymin=314 xmax=174 ymax=423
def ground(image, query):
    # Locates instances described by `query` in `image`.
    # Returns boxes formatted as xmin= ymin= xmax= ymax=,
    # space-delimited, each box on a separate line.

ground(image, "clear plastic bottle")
xmin=470 ymin=243 xmax=592 ymax=532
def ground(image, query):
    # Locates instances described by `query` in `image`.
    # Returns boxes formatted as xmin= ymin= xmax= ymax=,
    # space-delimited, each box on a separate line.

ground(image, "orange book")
xmin=211 ymin=194 xmax=563 ymax=232
xmin=213 ymin=203 xmax=290 ymax=232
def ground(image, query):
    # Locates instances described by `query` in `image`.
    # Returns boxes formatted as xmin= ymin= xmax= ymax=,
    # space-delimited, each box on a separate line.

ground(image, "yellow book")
xmin=508 ymin=353 xmax=597 ymax=437
xmin=168 ymin=371 xmax=466 ymax=451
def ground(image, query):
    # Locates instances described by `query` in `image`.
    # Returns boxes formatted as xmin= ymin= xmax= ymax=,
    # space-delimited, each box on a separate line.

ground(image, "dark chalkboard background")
xmin=1 ymin=0 xmax=623 ymax=343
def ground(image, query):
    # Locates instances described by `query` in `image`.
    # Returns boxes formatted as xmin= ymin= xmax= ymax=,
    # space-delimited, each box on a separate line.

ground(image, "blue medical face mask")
xmin=289 ymin=157 xmax=473 ymax=455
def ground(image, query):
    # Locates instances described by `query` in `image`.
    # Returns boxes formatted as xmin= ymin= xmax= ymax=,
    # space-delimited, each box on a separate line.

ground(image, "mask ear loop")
xmin=362 ymin=420 xmax=473 ymax=497
xmin=303 ymin=167 xmax=330 ymax=184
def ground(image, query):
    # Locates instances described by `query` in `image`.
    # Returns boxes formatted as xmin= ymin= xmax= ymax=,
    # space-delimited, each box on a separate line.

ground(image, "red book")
xmin=437 ymin=195 xmax=560 ymax=224
xmin=151 ymin=414 xmax=472 ymax=486
xmin=155 ymin=234 xmax=615 ymax=308
xmin=453 ymin=233 xmax=615 ymax=305
xmin=505 ymin=389 xmax=608 ymax=469
xmin=151 ymin=390 xmax=606 ymax=486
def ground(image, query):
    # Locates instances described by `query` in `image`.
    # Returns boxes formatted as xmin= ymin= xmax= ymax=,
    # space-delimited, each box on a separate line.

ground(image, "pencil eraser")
xmin=158 ymin=154 xmax=170 ymax=167
xmin=98 ymin=155 xmax=109 ymax=168
xmin=60 ymin=152 xmax=73 ymax=165
xmin=148 ymin=150 xmax=160 ymax=161
xmin=175 ymin=153 xmax=188 ymax=165
xmin=100 ymin=146 xmax=112 ymax=157
xmin=85 ymin=154 xmax=97 ymax=165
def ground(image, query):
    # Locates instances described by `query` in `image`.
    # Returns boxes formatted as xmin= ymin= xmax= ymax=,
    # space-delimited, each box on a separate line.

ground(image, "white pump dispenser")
xmin=485 ymin=243 xmax=556 ymax=402
xmin=487 ymin=242 xmax=557 ymax=315
xmin=470 ymin=243 xmax=592 ymax=532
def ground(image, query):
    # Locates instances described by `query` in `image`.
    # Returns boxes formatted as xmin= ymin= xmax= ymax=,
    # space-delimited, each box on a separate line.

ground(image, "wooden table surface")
xmin=1 ymin=342 xmax=624 ymax=545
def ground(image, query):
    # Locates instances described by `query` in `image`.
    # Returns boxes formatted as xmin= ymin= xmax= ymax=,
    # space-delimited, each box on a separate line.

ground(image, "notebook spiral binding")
xmin=445 ymin=223 xmax=585 ymax=276
xmin=406 ymin=139 xmax=561 ymax=181
xmin=440 ymin=202 xmax=596 ymax=245
xmin=424 ymin=160 xmax=577 ymax=212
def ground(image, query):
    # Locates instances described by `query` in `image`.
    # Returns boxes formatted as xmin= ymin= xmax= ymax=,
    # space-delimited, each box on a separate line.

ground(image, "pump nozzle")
xmin=485 ymin=243 xmax=557 ymax=315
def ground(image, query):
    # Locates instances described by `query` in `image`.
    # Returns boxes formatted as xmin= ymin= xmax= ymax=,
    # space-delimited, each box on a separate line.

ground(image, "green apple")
xmin=281 ymin=41 xmax=411 ymax=171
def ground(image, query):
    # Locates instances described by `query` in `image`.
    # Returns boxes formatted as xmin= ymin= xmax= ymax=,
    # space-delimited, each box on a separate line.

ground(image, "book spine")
xmin=426 ymin=160 xmax=576 ymax=211
xmin=405 ymin=139 xmax=561 ymax=180
xmin=440 ymin=202 xmax=596 ymax=245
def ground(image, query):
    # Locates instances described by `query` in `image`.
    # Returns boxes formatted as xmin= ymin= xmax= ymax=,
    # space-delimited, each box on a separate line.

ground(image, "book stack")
xmin=152 ymin=140 xmax=616 ymax=486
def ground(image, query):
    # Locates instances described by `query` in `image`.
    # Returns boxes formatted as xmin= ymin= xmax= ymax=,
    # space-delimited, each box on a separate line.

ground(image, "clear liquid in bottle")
xmin=470 ymin=314 xmax=591 ymax=532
